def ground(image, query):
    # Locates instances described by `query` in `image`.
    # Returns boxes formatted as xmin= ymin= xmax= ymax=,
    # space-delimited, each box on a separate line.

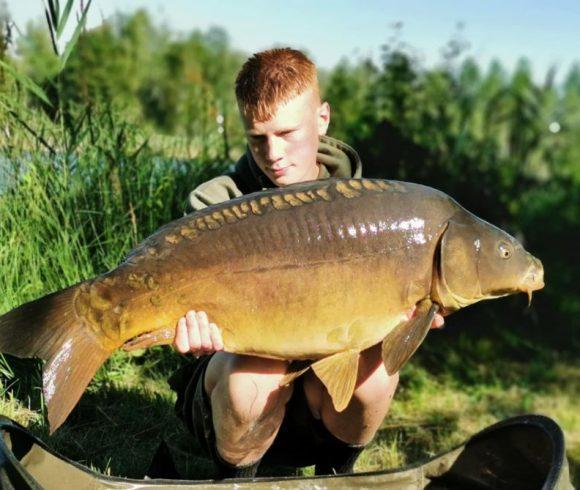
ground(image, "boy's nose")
xmin=266 ymin=137 xmax=284 ymax=163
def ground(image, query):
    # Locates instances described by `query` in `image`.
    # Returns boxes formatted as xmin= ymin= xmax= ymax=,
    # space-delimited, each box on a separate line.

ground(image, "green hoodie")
xmin=186 ymin=135 xmax=362 ymax=213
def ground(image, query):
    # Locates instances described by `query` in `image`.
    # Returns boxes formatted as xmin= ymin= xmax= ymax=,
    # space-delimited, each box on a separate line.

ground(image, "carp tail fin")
xmin=312 ymin=350 xmax=360 ymax=412
xmin=382 ymin=299 xmax=438 ymax=375
xmin=0 ymin=284 xmax=112 ymax=433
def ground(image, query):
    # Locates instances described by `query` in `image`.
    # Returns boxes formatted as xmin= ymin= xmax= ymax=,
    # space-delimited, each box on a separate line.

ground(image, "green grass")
xmin=2 ymin=346 xmax=577 ymax=483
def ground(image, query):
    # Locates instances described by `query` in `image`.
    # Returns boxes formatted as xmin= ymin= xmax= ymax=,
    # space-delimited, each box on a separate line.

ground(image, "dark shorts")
xmin=169 ymin=356 xmax=326 ymax=468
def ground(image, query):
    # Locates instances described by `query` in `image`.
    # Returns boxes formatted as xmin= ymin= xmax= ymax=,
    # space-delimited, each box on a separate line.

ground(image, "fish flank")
xmin=272 ymin=195 xmax=292 ymax=210
xmin=249 ymin=200 xmax=263 ymax=215
xmin=204 ymin=215 xmax=221 ymax=230
xmin=335 ymin=181 xmax=361 ymax=198
xmin=125 ymin=179 xmax=413 ymax=261
xmin=221 ymin=208 xmax=239 ymax=223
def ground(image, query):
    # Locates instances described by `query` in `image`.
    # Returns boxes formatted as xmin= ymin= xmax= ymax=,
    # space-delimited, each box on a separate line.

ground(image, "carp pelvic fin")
xmin=382 ymin=299 xmax=438 ymax=375
xmin=311 ymin=350 xmax=360 ymax=412
xmin=279 ymin=362 xmax=312 ymax=387
xmin=0 ymin=283 xmax=112 ymax=433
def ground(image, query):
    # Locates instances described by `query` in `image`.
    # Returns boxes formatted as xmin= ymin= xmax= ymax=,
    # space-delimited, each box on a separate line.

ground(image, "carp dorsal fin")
xmin=382 ymin=299 xmax=438 ymax=375
xmin=311 ymin=349 xmax=360 ymax=412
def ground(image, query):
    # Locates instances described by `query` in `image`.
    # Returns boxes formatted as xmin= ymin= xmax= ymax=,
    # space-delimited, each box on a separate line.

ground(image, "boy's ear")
xmin=318 ymin=101 xmax=330 ymax=135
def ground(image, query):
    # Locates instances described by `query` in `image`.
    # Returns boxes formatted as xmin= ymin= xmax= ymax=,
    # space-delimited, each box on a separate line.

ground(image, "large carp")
xmin=0 ymin=178 xmax=544 ymax=433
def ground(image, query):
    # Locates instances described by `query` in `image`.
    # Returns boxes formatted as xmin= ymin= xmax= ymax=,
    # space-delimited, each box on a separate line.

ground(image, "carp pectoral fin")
xmin=382 ymin=299 xmax=439 ymax=376
xmin=123 ymin=327 xmax=175 ymax=351
xmin=311 ymin=350 xmax=360 ymax=412
xmin=279 ymin=362 xmax=312 ymax=387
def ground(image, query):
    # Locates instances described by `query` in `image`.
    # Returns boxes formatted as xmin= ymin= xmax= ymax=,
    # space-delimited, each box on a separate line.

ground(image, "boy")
xmin=171 ymin=48 xmax=443 ymax=479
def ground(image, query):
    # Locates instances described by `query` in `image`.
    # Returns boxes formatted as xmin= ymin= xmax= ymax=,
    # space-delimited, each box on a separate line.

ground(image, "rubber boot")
xmin=312 ymin=418 xmax=366 ymax=475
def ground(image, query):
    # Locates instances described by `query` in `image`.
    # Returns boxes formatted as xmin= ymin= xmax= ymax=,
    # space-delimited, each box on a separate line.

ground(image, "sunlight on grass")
xmin=5 ymin=353 xmax=577 ymax=480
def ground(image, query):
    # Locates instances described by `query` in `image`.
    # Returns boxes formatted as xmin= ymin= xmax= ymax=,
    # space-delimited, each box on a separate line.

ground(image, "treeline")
xmin=2 ymin=9 xmax=245 ymax=158
xmin=1 ymin=8 xmax=578 ymax=352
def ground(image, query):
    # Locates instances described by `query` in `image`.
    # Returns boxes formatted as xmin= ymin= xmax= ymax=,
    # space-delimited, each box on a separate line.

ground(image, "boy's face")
xmin=241 ymin=88 xmax=330 ymax=187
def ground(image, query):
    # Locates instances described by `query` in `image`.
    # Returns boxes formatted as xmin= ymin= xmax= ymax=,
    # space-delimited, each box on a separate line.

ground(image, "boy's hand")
xmin=405 ymin=305 xmax=445 ymax=329
xmin=173 ymin=310 xmax=224 ymax=355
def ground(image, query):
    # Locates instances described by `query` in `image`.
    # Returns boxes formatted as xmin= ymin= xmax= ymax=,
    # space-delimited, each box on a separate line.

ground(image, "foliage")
xmin=12 ymin=8 xmax=245 ymax=158
xmin=324 ymin=43 xmax=580 ymax=352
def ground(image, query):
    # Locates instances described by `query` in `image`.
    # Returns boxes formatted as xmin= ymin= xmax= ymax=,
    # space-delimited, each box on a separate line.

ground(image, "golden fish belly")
xmin=161 ymin=256 xmax=419 ymax=359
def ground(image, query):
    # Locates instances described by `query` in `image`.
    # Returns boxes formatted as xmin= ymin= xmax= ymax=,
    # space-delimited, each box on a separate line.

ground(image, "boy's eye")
xmin=279 ymin=130 xmax=297 ymax=137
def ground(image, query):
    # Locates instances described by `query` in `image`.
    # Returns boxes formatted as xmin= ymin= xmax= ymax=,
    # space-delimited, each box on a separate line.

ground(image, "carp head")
xmin=433 ymin=212 xmax=544 ymax=313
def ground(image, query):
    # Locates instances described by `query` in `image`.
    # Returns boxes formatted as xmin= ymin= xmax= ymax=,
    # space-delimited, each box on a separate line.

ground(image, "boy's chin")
xmin=271 ymin=170 xmax=317 ymax=187
xmin=270 ymin=173 xmax=296 ymax=187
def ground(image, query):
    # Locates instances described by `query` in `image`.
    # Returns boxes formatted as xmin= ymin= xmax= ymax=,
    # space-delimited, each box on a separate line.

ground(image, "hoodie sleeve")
xmin=186 ymin=175 xmax=244 ymax=213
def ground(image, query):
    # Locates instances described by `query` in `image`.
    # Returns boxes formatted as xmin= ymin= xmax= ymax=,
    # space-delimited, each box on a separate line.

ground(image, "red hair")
xmin=235 ymin=48 xmax=319 ymax=122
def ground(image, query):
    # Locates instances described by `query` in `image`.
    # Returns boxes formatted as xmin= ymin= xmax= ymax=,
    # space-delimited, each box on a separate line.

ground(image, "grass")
xmin=2 ymin=345 xmax=577 ymax=483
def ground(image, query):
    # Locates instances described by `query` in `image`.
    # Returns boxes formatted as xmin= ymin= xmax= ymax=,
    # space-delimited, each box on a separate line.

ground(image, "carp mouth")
xmin=520 ymin=255 xmax=545 ymax=306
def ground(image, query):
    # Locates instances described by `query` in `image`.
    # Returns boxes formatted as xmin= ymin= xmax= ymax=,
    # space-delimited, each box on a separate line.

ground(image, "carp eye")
xmin=498 ymin=242 xmax=512 ymax=259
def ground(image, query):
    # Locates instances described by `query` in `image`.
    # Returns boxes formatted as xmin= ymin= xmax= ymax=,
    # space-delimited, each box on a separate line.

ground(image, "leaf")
xmin=46 ymin=0 xmax=60 ymax=31
xmin=6 ymin=109 xmax=56 ymax=155
xmin=57 ymin=0 xmax=75 ymax=38
xmin=0 ymin=59 xmax=53 ymax=107
xmin=44 ymin=7 xmax=59 ymax=56
xmin=59 ymin=0 xmax=92 ymax=70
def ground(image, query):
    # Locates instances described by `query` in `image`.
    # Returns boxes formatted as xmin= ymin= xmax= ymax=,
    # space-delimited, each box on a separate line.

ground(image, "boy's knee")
xmin=353 ymin=367 xmax=399 ymax=408
xmin=208 ymin=354 xmax=293 ymax=423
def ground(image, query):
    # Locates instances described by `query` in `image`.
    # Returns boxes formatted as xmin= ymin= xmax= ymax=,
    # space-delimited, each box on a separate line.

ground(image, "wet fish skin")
xmin=0 ymin=178 xmax=544 ymax=432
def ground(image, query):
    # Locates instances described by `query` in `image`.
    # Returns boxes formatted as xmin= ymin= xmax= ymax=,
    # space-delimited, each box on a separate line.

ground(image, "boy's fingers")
xmin=209 ymin=323 xmax=224 ymax=351
xmin=432 ymin=313 xmax=445 ymax=329
xmin=186 ymin=310 xmax=201 ymax=351
xmin=197 ymin=311 xmax=212 ymax=350
xmin=174 ymin=317 xmax=189 ymax=353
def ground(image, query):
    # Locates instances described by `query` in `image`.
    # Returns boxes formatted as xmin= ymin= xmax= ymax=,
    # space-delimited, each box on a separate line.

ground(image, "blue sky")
xmin=8 ymin=1 xmax=580 ymax=82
